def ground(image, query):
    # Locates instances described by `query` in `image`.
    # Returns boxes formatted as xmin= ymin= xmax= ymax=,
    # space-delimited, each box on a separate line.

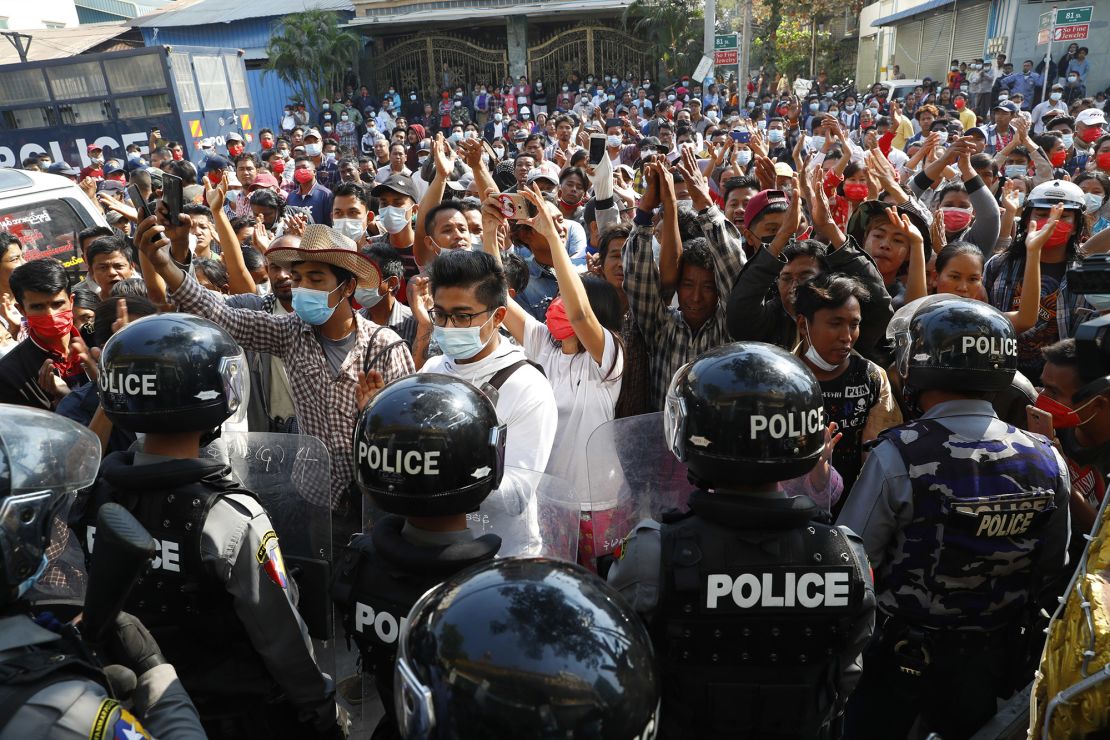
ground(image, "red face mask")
xmin=1080 ymin=126 xmax=1104 ymax=144
xmin=26 ymin=309 xmax=73 ymax=340
xmin=293 ymin=168 xmax=314 ymax=184
xmin=942 ymin=207 xmax=974 ymax=232
xmin=1097 ymin=152 xmax=1110 ymax=170
xmin=171 ymin=151 xmax=184 ymax=161
xmin=1034 ymin=393 xmax=1095 ymax=429
xmin=843 ymin=183 xmax=869 ymax=201
xmin=261 ymin=139 xmax=273 ymax=150
xmin=544 ymin=297 xmax=575 ymax=341
xmin=272 ymin=160 xmax=286 ymax=174
xmin=954 ymin=98 xmax=966 ymax=110
xmin=207 ymin=171 xmax=222 ymax=186
xmin=227 ymin=144 xmax=244 ymax=157
xmin=1031 ymin=217 xmax=1073 ymax=248
xmin=1049 ymin=150 xmax=1068 ymax=167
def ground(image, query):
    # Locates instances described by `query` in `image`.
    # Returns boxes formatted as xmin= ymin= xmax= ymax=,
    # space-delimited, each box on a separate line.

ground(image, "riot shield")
xmin=583 ymin=412 xmax=695 ymax=571
xmin=26 ymin=491 xmax=87 ymax=614
xmin=360 ymin=467 xmax=580 ymax=563
xmin=207 ymin=432 xmax=333 ymax=642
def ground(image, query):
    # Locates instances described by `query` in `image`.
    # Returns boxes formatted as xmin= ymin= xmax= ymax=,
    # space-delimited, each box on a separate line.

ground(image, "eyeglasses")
xmin=428 ymin=307 xmax=494 ymax=327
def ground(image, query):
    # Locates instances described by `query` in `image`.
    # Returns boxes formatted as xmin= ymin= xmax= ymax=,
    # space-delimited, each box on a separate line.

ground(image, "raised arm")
xmin=1006 ymin=203 xmax=1056 ymax=332
xmin=414 ymin=134 xmax=455 ymax=267
xmin=205 ymin=177 xmax=257 ymax=295
xmin=520 ymin=185 xmax=609 ymax=364
xmin=655 ymin=164 xmax=683 ymax=304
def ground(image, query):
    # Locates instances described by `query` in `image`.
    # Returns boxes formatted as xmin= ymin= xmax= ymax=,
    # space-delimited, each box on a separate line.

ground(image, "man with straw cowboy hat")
xmin=134 ymin=215 xmax=416 ymax=522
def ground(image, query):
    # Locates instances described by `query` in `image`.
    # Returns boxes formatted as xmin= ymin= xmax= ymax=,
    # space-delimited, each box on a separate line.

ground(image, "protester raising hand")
xmin=769 ymin=174 xmax=801 ymax=257
xmin=890 ymin=207 xmax=928 ymax=304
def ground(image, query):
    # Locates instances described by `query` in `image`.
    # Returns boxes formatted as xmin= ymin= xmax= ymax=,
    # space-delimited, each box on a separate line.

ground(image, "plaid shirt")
xmin=984 ymin=252 xmax=1092 ymax=348
xmin=171 ymin=275 xmax=415 ymax=507
xmin=624 ymin=204 xmax=746 ymax=409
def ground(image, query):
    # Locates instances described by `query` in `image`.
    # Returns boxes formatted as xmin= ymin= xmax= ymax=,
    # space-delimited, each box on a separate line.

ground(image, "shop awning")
xmin=872 ymin=0 xmax=956 ymax=27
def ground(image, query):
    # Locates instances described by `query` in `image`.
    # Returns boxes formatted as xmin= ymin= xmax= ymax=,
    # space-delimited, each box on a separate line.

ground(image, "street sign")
xmin=1037 ymin=11 xmax=1052 ymax=44
xmin=714 ymin=34 xmax=738 ymax=51
xmin=692 ymin=55 xmax=714 ymax=83
xmin=1056 ymin=6 xmax=1093 ymax=24
xmin=1053 ymin=23 xmax=1089 ymax=41
xmin=714 ymin=49 xmax=739 ymax=65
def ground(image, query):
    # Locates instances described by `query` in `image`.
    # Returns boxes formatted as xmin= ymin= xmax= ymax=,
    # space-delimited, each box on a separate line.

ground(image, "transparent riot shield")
xmin=26 ymin=491 xmax=87 ymax=615
xmin=584 ymin=412 xmax=695 ymax=571
xmin=360 ymin=467 xmax=580 ymax=563
xmin=208 ymin=433 xmax=333 ymax=642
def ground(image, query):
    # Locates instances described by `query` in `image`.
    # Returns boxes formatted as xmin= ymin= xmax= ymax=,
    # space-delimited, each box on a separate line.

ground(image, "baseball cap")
xmin=371 ymin=173 xmax=419 ymax=202
xmin=47 ymin=161 xmax=79 ymax=176
xmin=87 ymin=144 xmax=103 ymax=154
xmin=773 ymin=161 xmax=794 ymax=178
xmin=103 ymin=162 xmax=126 ymax=177
xmin=204 ymin=156 xmax=231 ymax=174
xmin=1076 ymin=108 xmax=1107 ymax=126
xmin=226 ymin=132 xmax=244 ymax=143
xmin=304 ymin=128 xmax=322 ymax=140
xmin=993 ymin=101 xmax=1019 ymax=114
xmin=526 ymin=168 xmax=558 ymax=186
xmin=249 ymin=171 xmax=280 ymax=190
xmin=742 ymin=189 xmax=791 ymax=231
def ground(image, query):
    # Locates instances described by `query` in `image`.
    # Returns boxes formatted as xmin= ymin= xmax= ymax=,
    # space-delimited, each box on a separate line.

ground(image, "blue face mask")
xmin=432 ymin=313 xmax=496 ymax=360
xmin=292 ymin=284 xmax=343 ymax=325
xmin=16 ymin=555 xmax=48 ymax=599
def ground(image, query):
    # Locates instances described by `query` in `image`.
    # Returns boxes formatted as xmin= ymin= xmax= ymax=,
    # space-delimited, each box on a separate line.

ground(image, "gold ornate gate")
xmin=527 ymin=24 xmax=653 ymax=86
xmin=374 ymin=35 xmax=508 ymax=97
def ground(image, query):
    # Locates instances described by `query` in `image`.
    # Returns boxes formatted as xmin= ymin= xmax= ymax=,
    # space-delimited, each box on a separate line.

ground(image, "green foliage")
xmin=750 ymin=17 xmax=831 ymax=79
xmin=622 ymin=0 xmax=704 ymax=80
xmin=265 ymin=10 xmax=360 ymax=110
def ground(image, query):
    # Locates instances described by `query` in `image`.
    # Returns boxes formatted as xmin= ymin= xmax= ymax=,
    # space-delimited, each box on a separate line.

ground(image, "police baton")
xmin=81 ymin=503 xmax=157 ymax=644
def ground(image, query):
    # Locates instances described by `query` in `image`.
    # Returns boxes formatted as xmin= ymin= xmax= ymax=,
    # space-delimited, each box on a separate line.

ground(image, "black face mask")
xmin=360 ymin=172 xmax=375 ymax=184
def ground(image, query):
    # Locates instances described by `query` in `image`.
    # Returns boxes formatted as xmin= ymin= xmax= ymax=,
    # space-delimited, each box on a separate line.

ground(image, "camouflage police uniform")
xmin=838 ymin=398 xmax=1071 ymax=739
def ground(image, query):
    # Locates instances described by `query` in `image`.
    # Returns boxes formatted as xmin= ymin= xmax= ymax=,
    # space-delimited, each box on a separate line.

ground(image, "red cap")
xmin=87 ymin=144 xmax=103 ymax=153
xmin=249 ymin=171 xmax=280 ymax=190
xmin=743 ymin=189 xmax=791 ymax=231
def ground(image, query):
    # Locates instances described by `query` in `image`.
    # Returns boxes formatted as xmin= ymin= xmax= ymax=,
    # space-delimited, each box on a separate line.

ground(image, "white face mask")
xmin=256 ymin=281 xmax=272 ymax=296
xmin=1050 ymin=92 xmax=1062 ymax=102
xmin=378 ymin=205 xmax=411 ymax=234
xmin=1086 ymin=193 xmax=1104 ymax=214
xmin=494 ymin=113 xmax=503 ymax=122
xmin=354 ymin=286 xmax=385 ymax=308
xmin=804 ymin=318 xmax=842 ymax=371
xmin=305 ymin=142 xmax=323 ymax=157
xmin=333 ymin=218 xmax=366 ymax=241
xmin=736 ymin=150 xmax=753 ymax=166
xmin=492 ymin=147 xmax=505 ymax=158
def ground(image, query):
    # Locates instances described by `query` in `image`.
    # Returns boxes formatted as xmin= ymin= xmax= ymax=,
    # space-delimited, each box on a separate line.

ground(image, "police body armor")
xmin=879 ymin=418 xmax=1061 ymax=628
xmin=72 ymin=452 xmax=269 ymax=697
xmin=654 ymin=490 xmax=869 ymax=740
xmin=331 ymin=515 xmax=501 ymax=735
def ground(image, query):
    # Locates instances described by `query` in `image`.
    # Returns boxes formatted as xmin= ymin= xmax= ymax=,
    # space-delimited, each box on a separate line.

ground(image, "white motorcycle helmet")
xmin=1025 ymin=179 xmax=1086 ymax=211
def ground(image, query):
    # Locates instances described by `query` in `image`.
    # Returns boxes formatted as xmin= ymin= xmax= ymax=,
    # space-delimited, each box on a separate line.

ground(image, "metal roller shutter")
xmin=951 ymin=2 xmax=989 ymax=65
xmin=857 ymin=35 xmax=879 ymax=87
xmin=894 ymin=19 xmax=923 ymax=79
xmin=920 ymin=12 xmax=955 ymax=81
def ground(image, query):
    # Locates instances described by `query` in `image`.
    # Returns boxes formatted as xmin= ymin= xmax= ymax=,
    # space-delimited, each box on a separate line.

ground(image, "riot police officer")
xmin=607 ymin=341 xmax=876 ymax=739
xmin=838 ymin=297 xmax=1072 ymax=740
xmin=71 ymin=314 xmax=347 ymax=740
xmin=331 ymin=373 xmax=508 ymax=739
xmin=395 ymin=557 xmax=660 ymax=739
xmin=0 ymin=404 xmax=205 ymax=740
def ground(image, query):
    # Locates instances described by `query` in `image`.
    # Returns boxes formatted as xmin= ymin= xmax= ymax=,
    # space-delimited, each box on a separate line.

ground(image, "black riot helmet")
xmin=97 ymin=313 xmax=248 ymax=434
xmin=354 ymin=374 xmax=506 ymax=517
xmin=0 ymin=405 xmax=100 ymax=606
xmin=664 ymin=342 xmax=825 ymax=487
xmin=897 ymin=296 xmax=1017 ymax=395
xmin=395 ymin=557 xmax=660 ymax=739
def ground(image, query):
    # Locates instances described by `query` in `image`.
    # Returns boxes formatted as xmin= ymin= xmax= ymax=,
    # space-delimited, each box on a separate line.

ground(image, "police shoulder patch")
xmin=90 ymin=700 xmax=152 ymax=740
xmin=256 ymin=530 xmax=288 ymax=589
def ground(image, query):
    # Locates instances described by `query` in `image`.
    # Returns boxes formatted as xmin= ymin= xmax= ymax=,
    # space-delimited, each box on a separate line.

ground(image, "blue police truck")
xmin=0 ymin=45 xmax=259 ymax=170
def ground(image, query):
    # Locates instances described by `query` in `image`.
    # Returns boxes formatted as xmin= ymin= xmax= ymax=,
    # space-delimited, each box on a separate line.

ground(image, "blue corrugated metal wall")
xmin=140 ymin=14 xmax=352 ymax=134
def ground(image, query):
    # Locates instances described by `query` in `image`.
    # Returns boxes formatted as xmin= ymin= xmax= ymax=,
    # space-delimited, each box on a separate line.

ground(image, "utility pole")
xmin=738 ymin=0 xmax=751 ymax=100
xmin=705 ymin=0 xmax=716 ymax=59
xmin=2 ymin=32 xmax=32 ymax=63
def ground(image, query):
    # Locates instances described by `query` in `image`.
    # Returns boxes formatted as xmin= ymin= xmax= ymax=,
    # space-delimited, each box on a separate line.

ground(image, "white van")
xmin=879 ymin=79 xmax=926 ymax=103
xmin=0 ymin=169 xmax=108 ymax=278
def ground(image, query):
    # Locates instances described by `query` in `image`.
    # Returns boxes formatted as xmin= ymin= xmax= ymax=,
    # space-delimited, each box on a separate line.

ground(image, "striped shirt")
xmin=170 ymin=275 xmax=415 ymax=508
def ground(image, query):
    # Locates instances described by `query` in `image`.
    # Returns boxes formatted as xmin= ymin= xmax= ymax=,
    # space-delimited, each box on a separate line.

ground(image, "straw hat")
xmin=266 ymin=224 xmax=380 ymax=289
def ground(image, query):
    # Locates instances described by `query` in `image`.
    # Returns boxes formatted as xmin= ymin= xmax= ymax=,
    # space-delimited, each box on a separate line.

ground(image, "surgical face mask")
xmin=449 ymin=132 xmax=463 ymax=144
xmin=1069 ymin=75 xmax=1079 ymax=83
xmin=607 ymin=134 xmax=623 ymax=148
xmin=333 ymin=217 xmax=366 ymax=241
xmin=808 ymin=103 xmax=819 ymax=112
xmin=846 ymin=104 xmax=856 ymax=112
xmin=305 ymin=142 xmax=323 ymax=157
xmin=1013 ymin=192 xmax=1026 ymax=208
xmin=291 ymin=284 xmax=342 ymax=325
xmin=746 ymin=101 xmax=756 ymax=109
xmin=1004 ymin=164 xmax=1026 ymax=178
xmin=354 ymin=286 xmax=385 ymax=309
xmin=494 ymin=113 xmax=504 ymax=122
xmin=767 ymin=129 xmax=785 ymax=144
xmin=810 ymin=135 xmax=825 ymax=150
xmin=762 ymin=102 xmax=772 ymax=112
xmin=803 ymin=318 xmax=841 ymax=371
xmin=492 ymin=147 xmax=505 ymax=158
xmin=998 ymin=94 xmax=1009 ymax=102
xmin=341 ymin=114 xmax=350 ymax=121
xmin=322 ymin=103 xmax=330 ymax=110
xmin=736 ymin=149 xmax=753 ymax=166
xmin=378 ymin=205 xmax=411 ymax=234
xmin=417 ymin=155 xmax=429 ymax=166
xmin=934 ymin=131 xmax=949 ymax=145
xmin=1086 ymin=193 xmax=1104 ymax=214
xmin=676 ymin=199 xmax=693 ymax=210
xmin=324 ymin=151 xmax=336 ymax=162
xmin=432 ymin=313 xmax=496 ymax=360
xmin=1062 ymin=133 xmax=1075 ymax=149
xmin=1050 ymin=92 xmax=1063 ymax=102
xmin=410 ymin=94 xmax=417 ymax=101
xmin=256 ymin=281 xmax=272 ymax=296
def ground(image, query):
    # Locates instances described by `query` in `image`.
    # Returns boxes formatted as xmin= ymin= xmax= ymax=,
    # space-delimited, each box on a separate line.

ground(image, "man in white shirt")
xmin=414 ymin=249 xmax=557 ymax=475
xmin=375 ymin=142 xmax=412 ymax=183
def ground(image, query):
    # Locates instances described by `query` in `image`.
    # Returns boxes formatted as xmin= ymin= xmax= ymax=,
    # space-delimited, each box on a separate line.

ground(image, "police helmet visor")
xmin=395 ymin=653 xmax=436 ymax=737
xmin=0 ymin=406 xmax=100 ymax=599
xmin=220 ymin=351 xmax=250 ymax=425
xmin=663 ymin=362 xmax=693 ymax=460
xmin=888 ymin=295 xmax=953 ymax=377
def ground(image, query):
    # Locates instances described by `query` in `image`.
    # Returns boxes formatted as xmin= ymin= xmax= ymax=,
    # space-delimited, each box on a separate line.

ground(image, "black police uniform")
xmin=331 ymin=374 xmax=509 ymax=739
xmin=72 ymin=314 xmax=341 ymax=740
xmin=608 ymin=342 xmax=876 ymax=740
